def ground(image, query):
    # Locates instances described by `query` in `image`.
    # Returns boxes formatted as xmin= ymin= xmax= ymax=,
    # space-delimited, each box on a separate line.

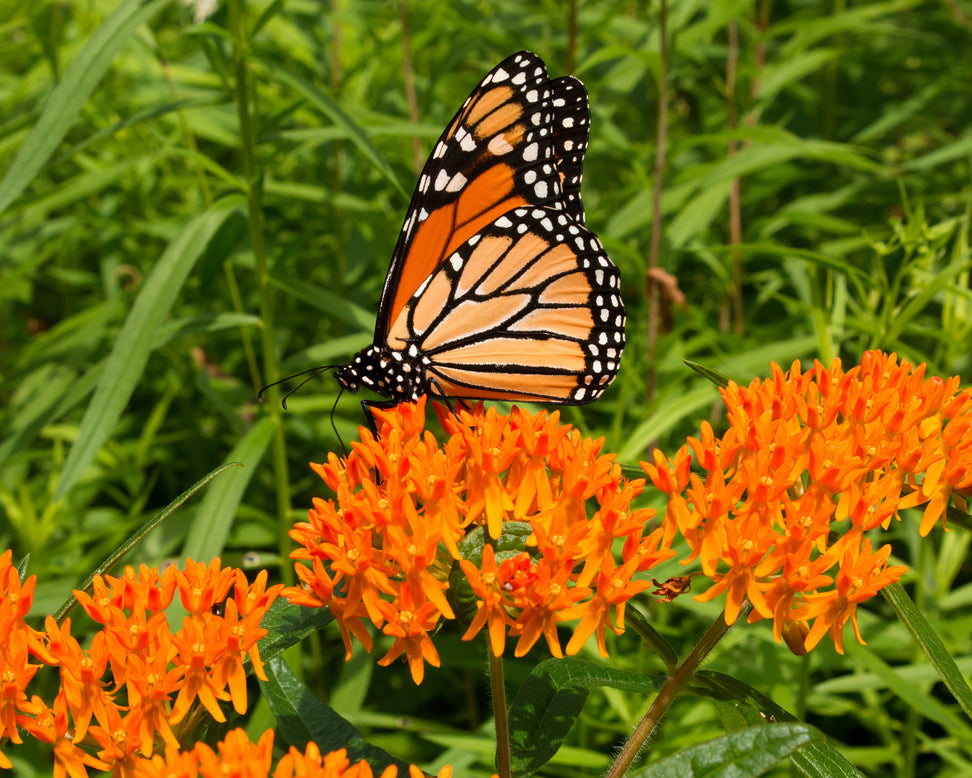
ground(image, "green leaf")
xmin=509 ymin=658 xmax=663 ymax=776
xmin=879 ymin=582 xmax=972 ymax=727
xmin=883 ymin=255 xmax=972 ymax=345
xmin=152 ymin=313 xmax=262 ymax=349
xmin=684 ymin=361 xmax=731 ymax=389
xmin=616 ymin=385 xmax=716 ymax=462
xmin=631 ymin=723 xmax=824 ymax=778
xmin=691 ymin=672 xmax=865 ymax=777
xmin=181 ymin=416 xmax=275 ymax=563
xmin=255 ymin=599 xmax=335 ymax=664
xmin=270 ymin=273 xmax=375 ymax=332
xmin=266 ymin=61 xmax=406 ymax=199
xmin=261 ymin=655 xmax=408 ymax=771
xmin=0 ymin=0 xmax=173 ymax=215
xmin=55 ymin=203 xmax=243 ymax=500
xmin=55 ymin=462 xmax=242 ymax=623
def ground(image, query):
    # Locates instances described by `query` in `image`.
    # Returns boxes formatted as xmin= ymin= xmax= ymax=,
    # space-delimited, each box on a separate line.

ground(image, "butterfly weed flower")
xmin=132 ymin=727 xmax=460 ymax=777
xmin=642 ymin=351 xmax=972 ymax=654
xmin=284 ymin=397 xmax=671 ymax=683
xmin=0 ymin=549 xmax=48 ymax=770
xmin=0 ymin=555 xmax=282 ymax=772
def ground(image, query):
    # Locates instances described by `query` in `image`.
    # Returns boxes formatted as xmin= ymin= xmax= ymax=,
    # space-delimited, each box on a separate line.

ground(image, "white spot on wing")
xmin=488 ymin=135 xmax=514 ymax=155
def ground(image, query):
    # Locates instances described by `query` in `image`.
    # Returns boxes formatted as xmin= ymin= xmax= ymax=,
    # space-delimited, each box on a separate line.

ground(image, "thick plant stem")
xmin=606 ymin=604 xmax=747 ymax=778
xmin=488 ymin=648 xmax=512 ymax=778
xmin=228 ymin=0 xmax=293 ymax=583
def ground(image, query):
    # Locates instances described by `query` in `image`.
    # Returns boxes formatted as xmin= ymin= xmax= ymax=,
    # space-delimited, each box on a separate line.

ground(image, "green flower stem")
xmin=607 ymin=602 xmax=749 ymax=778
xmin=488 ymin=647 xmax=512 ymax=778
xmin=228 ymin=0 xmax=293 ymax=583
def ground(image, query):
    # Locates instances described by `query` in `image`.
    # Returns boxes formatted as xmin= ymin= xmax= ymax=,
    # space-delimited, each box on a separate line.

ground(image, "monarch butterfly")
xmin=334 ymin=51 xmax=625 ymax=410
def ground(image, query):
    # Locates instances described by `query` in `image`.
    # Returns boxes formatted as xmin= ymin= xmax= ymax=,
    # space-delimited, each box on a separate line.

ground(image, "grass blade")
xmin=55 ymin=203 xmax=242 ymax=499
xmin=0 ymin=0 xmax=172 ymax=215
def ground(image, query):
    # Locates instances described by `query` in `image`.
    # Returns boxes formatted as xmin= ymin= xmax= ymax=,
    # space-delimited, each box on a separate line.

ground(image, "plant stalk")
xmin=228 ymin=0 xmax=293 ymax=583
xmin=488 ymin=648 xmax=512 ymax=778
xmin=607 ymin=603 xmax=747 ymax=778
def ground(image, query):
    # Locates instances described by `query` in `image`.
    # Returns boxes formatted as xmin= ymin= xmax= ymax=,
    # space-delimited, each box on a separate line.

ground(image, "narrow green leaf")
xmin=684 ymin=361 xmax=731 ymax=389
xmin=265 ymin=61 xmax=406 ymax=199
xmin=617 ymin=385 xmax=716 ymax=462
xmin=261 ymin=655 xmax=408 ymax=771
xmin=508 ymin=658 xmax=663 ymax=776
xmin=270 ymin=273 xmax=375 ymax=331
xmin=880 ymin=581 xmax=972 ymax=724
xmin=757 ymin=49 xmax=840 ymax=103
xmin=181 ymin=417 xmax=275 ymax=563
xmin=55 ymin=463 xmax=242 ymax=623
xmin=883 ymin=255 xmax=972 ymax=344
xmin=55 ymin=203 xmax=243 ymax=500
xmin=0 ymin=0 xmax=172 ymax=215
xmin=902 ymin=131 xmax=972 ymax=172
xmin=632 ymin=723 xmax=823 ymax=778
xmin=152 ymin=312 xmax=262 ymax=349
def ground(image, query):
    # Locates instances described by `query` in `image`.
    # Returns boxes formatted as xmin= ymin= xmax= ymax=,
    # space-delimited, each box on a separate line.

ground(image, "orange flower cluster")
xmin=0 ymin=552 xmax=281 ymax=775
xmin=285 ymin=398 xmax=670 ymax=683
xmin=643 ymin=351 xmax=972 ymax=653
xmin=134 ymin=728 xmax=457 ymax=778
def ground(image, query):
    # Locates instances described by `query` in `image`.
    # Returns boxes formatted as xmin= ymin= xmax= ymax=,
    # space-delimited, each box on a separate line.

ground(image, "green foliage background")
xmin=1 ymin=0 xmax=971 ymax=775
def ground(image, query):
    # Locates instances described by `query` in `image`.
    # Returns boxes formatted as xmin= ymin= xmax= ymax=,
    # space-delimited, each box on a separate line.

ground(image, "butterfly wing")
xmin=386 ymin=206 xmax=625 ymax=404
xmin=376 ymin=51 xmax=592 ymax=342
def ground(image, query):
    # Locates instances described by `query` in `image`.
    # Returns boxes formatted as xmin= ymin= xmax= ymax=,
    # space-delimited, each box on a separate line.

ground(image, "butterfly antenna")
xmin=257 ymin=365 xmax=336 ymax=410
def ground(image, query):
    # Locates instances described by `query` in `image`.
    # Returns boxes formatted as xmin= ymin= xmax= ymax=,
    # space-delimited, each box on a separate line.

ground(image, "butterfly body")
xmin=335 ymin=51 xmax=625 ymax=407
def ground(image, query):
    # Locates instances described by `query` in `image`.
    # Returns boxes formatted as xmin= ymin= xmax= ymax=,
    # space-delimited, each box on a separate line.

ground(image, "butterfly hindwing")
xmin=376 ymin=51 xmax=590 ymax=339
xmin=385 ymin=206 xmax=625 ymax=404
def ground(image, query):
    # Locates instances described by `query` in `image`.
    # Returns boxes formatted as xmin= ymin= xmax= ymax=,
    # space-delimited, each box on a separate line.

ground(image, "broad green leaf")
xmin=631 ymin=723 xmax=823 ymax=778
xmin=508 ymin=657 xmax=663 ymax=776
xmin=55 ymin=203 xmax=244 ymax=500
xmin=253 ymin=599 xmax=334 ymax=664
xmin=0 ymin=0 xmax=172 ymax=215
xmin=261 ymin=655 xmax=408 ymax=771
xmin=692 ymin=672 xmax=864 ymax=777
xmin=181 ymin=416 xmax=275 ymax=563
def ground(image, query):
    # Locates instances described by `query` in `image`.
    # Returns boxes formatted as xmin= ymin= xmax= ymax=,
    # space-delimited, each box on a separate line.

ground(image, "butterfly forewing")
xmin=376 ymin=51 xmax=588 ymax=338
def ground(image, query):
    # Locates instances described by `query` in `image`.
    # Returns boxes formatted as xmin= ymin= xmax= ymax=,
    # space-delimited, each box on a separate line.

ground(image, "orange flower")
xmin=285 ymin=398 xmax=668 ymax=682
xmin=0 ymin=550 xmax=47 ymax=769
xmin=642 ymin=351 xmax=971 ymax=654
xmin=133 ymin=729 xmax=459 ymax=778
xmin=0 ymin=555 xmax=281 ymax=770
